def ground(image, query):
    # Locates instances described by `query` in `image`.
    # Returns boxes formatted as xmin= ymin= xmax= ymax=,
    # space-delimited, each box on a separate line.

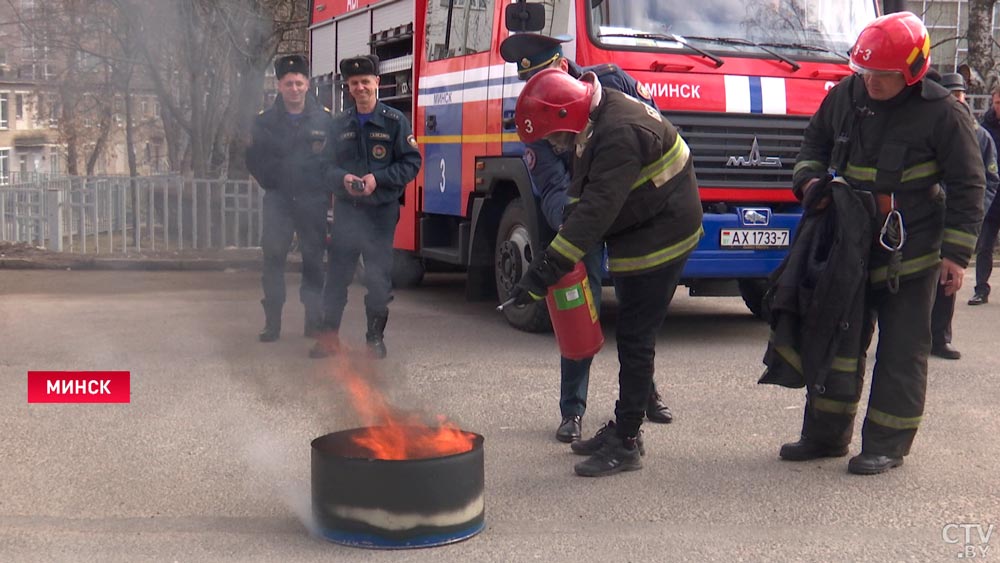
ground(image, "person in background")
xmin=309 ymin=55 xmax=421 ymax=360
xmin=969 ymin=83 xmax=1000 ymax=306
xmin=246 ymin=54 xmax=332 ymax=343
xmin=928 ymin=71 xmax=998 ymax=359
xmin=499 ymin=33 xmax=674 ymax=444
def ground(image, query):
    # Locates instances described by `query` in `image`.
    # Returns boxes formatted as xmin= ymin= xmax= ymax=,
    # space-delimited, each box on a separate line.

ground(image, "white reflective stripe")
xmin=725 ymin=75 xmax=751 ymax=113
xmin=420 ymin=64 xmax=505 ymax=88
xmin=760 ymin=77 xmax=787 ymax=114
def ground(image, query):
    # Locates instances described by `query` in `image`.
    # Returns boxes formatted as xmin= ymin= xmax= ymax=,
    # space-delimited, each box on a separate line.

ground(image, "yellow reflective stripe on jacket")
xmin=831 ymin=356 xmax=858 ymax=373
xmin=630 ymin=136 xmax=690 ymax=190
xmin=900 ymin=160 xmax=940 ymax=182
xmin=608 ymin=226 xmax=703 ymax=273
xmin=549 ymin=234 xmax=586 ymax=263
xmin=843 ymin=160 xmax=939 ymax=184
xmin=567 ymin=196 xmax=580 ymax=205
xmin=867 ymin=407 xmax=921 ymax=430
xmin=943 ymin=228 xmax=978 ymax=251
xmin=813 ymin=396 xmax=859 ymax=416
xmin=794 ymin=160 xmax=827 ymax=175
xmin=774 ymin=345 xmax=802 ymax=374
xmin=869 ymin=252 xmax=941 ymax=284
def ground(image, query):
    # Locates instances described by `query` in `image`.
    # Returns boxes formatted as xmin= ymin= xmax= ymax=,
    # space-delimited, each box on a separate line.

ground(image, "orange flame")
xmin=325 ymin=348 xmax=475 ymax=460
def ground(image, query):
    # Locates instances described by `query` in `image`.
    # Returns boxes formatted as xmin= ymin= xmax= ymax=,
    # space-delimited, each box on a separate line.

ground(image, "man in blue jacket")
xmin=309 ymin=55 xmax=421 ymax=359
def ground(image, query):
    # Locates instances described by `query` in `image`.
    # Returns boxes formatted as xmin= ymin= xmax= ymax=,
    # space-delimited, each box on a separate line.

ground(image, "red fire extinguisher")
xmin=545 ymin=262 xmax=603 ymax=360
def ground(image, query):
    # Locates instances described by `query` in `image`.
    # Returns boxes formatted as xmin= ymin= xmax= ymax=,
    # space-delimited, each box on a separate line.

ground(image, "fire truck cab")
xmin=309 ymin=0 xmax=878 ymax=332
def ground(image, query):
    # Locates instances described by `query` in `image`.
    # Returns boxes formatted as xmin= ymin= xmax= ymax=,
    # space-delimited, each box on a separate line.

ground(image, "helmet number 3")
xmin=522 ymin=119 xmax=534 ymax=134
xmin=857 ymin=47 xmax=871 ymax=61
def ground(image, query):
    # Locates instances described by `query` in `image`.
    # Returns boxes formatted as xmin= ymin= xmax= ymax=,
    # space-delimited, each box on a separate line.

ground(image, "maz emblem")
xmin=726 ymin=137 xmax=782 ymax=168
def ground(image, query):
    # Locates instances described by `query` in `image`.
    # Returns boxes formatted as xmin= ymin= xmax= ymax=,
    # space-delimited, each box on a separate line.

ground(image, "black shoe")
xmin=365 ymin=309 xmax=388 ymax=359
xmin=778 ymin=439 xmax=849 ymax=461
xmin=968 ymin=293 xmax=989 ymax=306
xmin=931 ymin=342 xmax=961 ymax=360
xmin=646 ymin=391 xmax=673 ymax=424
xmin=571 ymin=421 xmax=645 ymax=457
xmin=308 ymin=333 xmax=340 ymax=359
xmin=848 ymin=453 xmax=903 ymax=475
xmin=556 ymin=416 xmax=582 ymax=443
xmin=258 ymin=327 xmax=280 ymax=342
xmin=574 ymin=433 xmax=643 ymax=477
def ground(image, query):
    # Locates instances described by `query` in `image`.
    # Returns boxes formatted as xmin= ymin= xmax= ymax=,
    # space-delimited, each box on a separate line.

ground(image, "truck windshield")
xmin=590 ymin=0 xmax=877 ymax=63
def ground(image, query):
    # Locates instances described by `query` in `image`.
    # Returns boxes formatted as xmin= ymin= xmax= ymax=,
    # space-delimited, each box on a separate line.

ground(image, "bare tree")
xmin=966 ymin=0 xmax=998 ymax=94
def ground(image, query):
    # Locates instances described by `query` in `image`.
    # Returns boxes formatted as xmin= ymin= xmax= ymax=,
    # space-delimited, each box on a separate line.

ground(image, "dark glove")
xmin=510 ymin=253 xmax=569 ymax=306
xmin=801 ymin=173 xmax=834 ymax=213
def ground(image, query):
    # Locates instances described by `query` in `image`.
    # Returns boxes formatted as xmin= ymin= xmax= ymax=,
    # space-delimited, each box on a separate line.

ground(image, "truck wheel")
xmin=391 ymin=250 xmax=425 ymax=288
xmin=738 ymin=279 xmax=769 ymax=321
xmin=494 ymin=199 xmax=551 ymax=333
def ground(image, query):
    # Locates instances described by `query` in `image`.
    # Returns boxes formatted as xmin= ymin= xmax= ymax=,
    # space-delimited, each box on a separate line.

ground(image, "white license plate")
xmin=720 ymin=229 xmax=790 ymax=249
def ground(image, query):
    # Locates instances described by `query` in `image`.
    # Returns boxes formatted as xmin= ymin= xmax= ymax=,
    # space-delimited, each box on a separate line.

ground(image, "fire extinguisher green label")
xmin=554 ymin=284 xmax=586 ymax=310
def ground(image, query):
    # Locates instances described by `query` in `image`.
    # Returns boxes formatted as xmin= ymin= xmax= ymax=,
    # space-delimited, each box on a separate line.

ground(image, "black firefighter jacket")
xmin=760 ymin=181 xmax=876 ymax=393
xmin=246 ymin=94 xmax=333 ymax=205
xmin=546 ymin=88 xmax=704 ymax=276
xmin=793 ymin=75 xmax=985 ymax=285
xmin=324 ymin=101 xmax=422 ymax=207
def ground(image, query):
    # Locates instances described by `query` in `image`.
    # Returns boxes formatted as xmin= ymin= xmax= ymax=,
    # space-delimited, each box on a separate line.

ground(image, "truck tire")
xmin=494 ymin=199 xmax=551 ymax=333
xmin=391 ymin=249 xmax=425 ymax=288
xmin=738 ymin=279 xmax=769 ymax=321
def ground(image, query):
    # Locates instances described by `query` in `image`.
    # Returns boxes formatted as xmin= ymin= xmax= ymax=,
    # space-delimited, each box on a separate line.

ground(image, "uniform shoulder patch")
xmin=407 ymin=134 xmax=418 ymax=148
xmin=382 ymin=107 xmax=401 ymax=121
xmin=636 ymin=81 xmax=652 ymax=101
xmin=523 ymin=147 xmax=536 ymax=171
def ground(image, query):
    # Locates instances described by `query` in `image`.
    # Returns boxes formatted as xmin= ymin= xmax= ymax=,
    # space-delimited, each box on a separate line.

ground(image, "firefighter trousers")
xmin=321 ymin=201 xmax=399 ymax=331
xmin=802 ymin=270 xmax=937 ymax=458
xmin=612 ymin=259 xmax=686 ymax=439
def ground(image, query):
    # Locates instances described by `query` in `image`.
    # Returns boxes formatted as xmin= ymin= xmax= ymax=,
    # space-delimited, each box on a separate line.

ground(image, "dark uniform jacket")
xmin=325 ymin=101 xmax=421 ymax=206
xmin=546 ymin=88 xmax=703 ymax=276
xmin=760 ymin=181 xmax=877 ymax=395
xmin=246 ymin=94 xmax=333 ymax=204
xmin=793 ymin=75 xmax=985 ymax=282
xmin=527 ymin=61 xmax=656 ymax=232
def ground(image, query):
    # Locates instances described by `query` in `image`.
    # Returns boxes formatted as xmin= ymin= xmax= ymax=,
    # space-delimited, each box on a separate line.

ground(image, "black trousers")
xmin=802 ymin=270 xmax=937 ymax=458
xmin=612 ymin=259 xmax=687 ymax=439
xmin=260 ymin=192 xmax=327 ymax=315
xmin=321 ymin=201 xmax=399 ymax=331
xmin=930 ymin=281 xmax=954 ymax=346
xmin=974 ymin=214 xmax=1000 ymax=296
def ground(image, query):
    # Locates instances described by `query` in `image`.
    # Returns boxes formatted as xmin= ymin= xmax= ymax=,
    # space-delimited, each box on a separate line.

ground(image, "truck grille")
xmin=665 ymin=112 xmax=810 ymax=188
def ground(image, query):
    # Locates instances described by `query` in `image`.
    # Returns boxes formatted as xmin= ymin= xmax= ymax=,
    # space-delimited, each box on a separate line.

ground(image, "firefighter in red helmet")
xmin=509 ymin=68 xmax=703 ymax=477
xmin=767 ymin=12 xmax=984 ymax=475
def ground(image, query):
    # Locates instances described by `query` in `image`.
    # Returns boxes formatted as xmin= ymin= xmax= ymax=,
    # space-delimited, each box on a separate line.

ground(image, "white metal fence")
xmin=0 ymin=175 xmax=265 ymax=253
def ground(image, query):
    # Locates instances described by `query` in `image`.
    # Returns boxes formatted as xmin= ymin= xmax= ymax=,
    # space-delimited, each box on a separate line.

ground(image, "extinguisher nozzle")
xmin=497 ymin=297 xmax=517 ymax=312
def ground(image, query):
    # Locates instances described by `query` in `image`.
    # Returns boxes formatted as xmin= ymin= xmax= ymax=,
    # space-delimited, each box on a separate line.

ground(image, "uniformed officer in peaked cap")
xmin=246 ymin=53 xmax=333 ymax=344
xmin=498 ymin=32 xmax=673 ymax=446
xmin=500 ymin=33 xmax=573 ymax=80
xmin=310 ymin=53 xmax=422 ymax=360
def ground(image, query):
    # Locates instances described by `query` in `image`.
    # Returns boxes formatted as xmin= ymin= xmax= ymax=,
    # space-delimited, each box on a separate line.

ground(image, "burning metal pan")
xmin=311 ymin=427 xmax=485 ymax=549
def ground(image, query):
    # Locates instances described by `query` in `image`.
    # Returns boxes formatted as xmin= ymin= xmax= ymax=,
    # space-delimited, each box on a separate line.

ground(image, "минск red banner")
xmin=27 ymin=371 xmax=131 ymax=403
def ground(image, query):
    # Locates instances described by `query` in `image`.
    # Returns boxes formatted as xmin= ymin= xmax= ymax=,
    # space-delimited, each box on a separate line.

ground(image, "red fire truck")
xmin=308 ymin=0 xmax=878 ymax=331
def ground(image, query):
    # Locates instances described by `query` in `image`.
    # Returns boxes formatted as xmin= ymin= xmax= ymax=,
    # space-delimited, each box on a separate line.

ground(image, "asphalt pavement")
xmin=1 ymin=269 xmax=998 ymax=562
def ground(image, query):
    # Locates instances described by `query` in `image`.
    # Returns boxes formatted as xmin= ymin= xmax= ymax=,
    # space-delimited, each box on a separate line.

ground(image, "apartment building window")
xmin=15 ymin=94 xmax=23 ymax=119
xmin=0 ymin=149 xmax=9 ymax=185
xmin=49 ymin=148 xmax=59 ymax=175
xmin=0 ymin=93 xmax=8 ymax=128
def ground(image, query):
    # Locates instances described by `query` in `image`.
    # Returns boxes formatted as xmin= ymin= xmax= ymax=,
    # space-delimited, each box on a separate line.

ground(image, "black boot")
xmin=778 ymin=438 xmax=849 ymax=461
xmin=259 ymin=299 xmax=281 ymax=342
xmin=366 ymin=309 xmax=388 ymax=359
xmin=646 ymin=387 xmax=673 ymax=424
xmin=309 ymin=332 xmax=340 ymax=358
xmin=304 ymin=310 xmax=323 ymax=338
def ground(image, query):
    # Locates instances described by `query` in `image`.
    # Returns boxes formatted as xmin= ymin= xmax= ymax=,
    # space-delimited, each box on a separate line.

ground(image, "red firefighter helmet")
xmin=849 ymin=12 xmax=931 ymax=86
xmin=514 ymin=68 xmax=594 ymax=144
